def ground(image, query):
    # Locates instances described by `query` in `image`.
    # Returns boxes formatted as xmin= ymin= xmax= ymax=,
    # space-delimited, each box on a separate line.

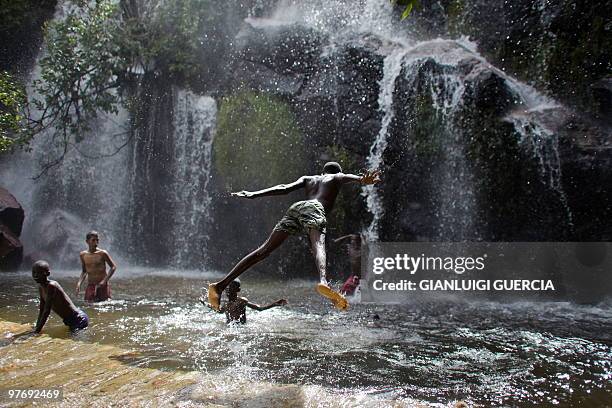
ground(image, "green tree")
xmin=30 ymin=0 xmax=127 ymax=169
xmin=0 ymin=71 xmax=30 ymax=151
xmin=9 ymin=0 xmax=217 ymax=173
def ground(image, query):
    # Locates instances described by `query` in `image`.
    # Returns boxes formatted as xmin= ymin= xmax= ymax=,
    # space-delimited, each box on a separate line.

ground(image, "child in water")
xmin=201 ymin=279 xmax=287 ymax=324
xmin=32 ymin=260 xmax=89 ymax=333
xmin=76 ymin=230 xmax=117 ymax=302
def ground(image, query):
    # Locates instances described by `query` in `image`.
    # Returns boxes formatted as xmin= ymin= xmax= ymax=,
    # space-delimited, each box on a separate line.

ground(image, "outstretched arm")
xmin=232 ymin=177 xmax=305 ymax=199
xmin=246 ymin=299 xmax=287 ymax=311
xmin=336 ymin=169 xmax=382 ymax=185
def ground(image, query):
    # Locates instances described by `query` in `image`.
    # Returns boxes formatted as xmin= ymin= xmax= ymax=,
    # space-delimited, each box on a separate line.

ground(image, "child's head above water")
xmin=32 ymin=260 xmax=50 ymax=284
xmin=227 ymin=279 xmax=241 ymax=298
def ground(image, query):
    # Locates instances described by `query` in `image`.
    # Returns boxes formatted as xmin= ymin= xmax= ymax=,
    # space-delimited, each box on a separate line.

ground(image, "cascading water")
xmin=250 ymin=1 xmax=574 ymax=241
xmin=458 ymin=37 xmax=573 ymax=226
xmin=363 ymin=49 xmax=409 ymax=241
xmin=170 ymin=90 xmax=217 ymax=268
xmin=0 ymin=1 xmax=132 ymax=265
xmin=360 ymin=36 xmax=575 ymax=241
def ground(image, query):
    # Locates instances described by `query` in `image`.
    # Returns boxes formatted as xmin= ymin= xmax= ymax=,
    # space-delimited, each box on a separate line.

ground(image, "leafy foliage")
xmin=0 ymin=0 xmax=49 ymax=31
xmin=120 ymin=0 xmax=215 ymax=81
xmin=0 ymin=71 xmax=30 ymax=151
xmin=390 ymin=0 xmax=421 ymax=20
xmin=13 ymin=0 xmax=217 ymax=172
xmin=33 ymin=1 xmax=126 ymax=144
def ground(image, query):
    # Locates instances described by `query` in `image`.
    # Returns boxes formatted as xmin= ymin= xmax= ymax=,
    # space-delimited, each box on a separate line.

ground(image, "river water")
xmin=0 ymin=269 xmax=610 ymax=407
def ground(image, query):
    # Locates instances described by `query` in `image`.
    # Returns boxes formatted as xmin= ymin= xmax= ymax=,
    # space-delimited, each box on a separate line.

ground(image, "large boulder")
xmin=0 ymin=187 xmax=24 ymax=271
xmin=0 ymin=224 xmax=23 ymax=271
xmin=231 ymin=19 xmax=326 ymax=96
xmin=0 ymin=187 xmax=24 ymax=237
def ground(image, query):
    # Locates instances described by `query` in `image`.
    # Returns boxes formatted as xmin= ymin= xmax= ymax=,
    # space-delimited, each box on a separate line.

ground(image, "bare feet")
xmin=208 ymin=283 xmax=221 ymax=311
xmin=316 ymin=283 xmax=349 ymax=311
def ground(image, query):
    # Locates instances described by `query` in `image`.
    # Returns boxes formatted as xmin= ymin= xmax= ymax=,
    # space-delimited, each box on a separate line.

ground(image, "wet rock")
xmin=591 ymin=78 xmax=612 ymax=124
xmin=0 ymin=319 xmax=408 ymax=407
xmin=0 ymin=188 xmax=25 ymax=271
xmin=0 ymin=187 xmax=24 ymax=237
xmin=464 ymin=69 xmax=518 ymax=116
xmin=295 ymin=41 xmax=384 ymax=156
xmin=0 ymin=224 xmax=23 ymax=271
xmin=558 ymin=114 xmax=612 ymax=240
xmin=29 ymin=209 xmax=87 ymax=268
xmin=232 ymin=20 xmax=326 ymax=96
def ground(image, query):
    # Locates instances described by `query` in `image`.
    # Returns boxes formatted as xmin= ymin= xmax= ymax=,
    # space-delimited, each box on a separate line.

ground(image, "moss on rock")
xmin=213 ymin=91 xmax=305 ymax=189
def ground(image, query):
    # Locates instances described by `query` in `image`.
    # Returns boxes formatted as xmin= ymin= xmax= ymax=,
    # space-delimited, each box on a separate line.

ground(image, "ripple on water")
xmin=0 ymin=272 xmax=610 ymax=406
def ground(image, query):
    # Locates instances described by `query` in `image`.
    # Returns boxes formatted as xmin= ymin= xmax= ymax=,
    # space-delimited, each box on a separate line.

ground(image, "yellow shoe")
xmin=207 ymin=283 xmax=221 ymax=311
xmin=316 ymin=283 xmax=349 ymax=311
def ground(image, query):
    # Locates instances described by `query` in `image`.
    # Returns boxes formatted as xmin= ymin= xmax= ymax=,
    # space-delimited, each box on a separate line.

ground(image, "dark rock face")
xmin=590 ymin=78 xmax=612 ymax=125
xmin=0 ymin=187 xmax=25 ymax=271
xmin=0 ymin=0 xmax=57 ymax=75
xmin=0 ymin=225 xmax=23 ymax=271
xmin=122 ymin=75 xmax=176 ymax=265
xmin=231 ymin=22 xmax=325 ymax=96
xmin=0 ymin=188 xmax=25 ymax=237
xmin=428 ymin=0 xmax=612 ymax=121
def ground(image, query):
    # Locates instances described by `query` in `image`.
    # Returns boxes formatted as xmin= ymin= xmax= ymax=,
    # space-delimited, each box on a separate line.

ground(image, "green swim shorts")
xmin=273 ymin=200 xmax=327 ymax=235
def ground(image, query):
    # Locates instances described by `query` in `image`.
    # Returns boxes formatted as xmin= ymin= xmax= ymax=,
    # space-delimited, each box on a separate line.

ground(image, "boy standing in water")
xmin=208 ymin=162 xmax=380 ymax=311
xmin=202 ymin=279 xmax=287 ymax=324
xmin=76 ymin=231 xmax=117 ymax=302
xmin=32 ymin=260 xmax=89 ymax=333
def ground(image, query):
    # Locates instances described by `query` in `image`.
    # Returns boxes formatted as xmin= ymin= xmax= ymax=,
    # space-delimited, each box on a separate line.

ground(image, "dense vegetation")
xmin=0 ymin=0 xmax=223 ymax=160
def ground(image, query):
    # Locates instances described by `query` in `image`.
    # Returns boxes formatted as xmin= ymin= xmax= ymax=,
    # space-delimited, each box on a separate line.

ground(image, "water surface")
xmin=1 ymin=269 xmax=610 ymax=407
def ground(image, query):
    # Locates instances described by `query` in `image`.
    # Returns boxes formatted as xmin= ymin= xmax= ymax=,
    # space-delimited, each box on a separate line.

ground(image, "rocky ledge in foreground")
xmin=0 ymin=320 xmax=420 ymax=407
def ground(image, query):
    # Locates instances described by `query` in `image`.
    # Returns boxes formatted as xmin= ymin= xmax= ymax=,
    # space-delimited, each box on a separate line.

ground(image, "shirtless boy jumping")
xmin=76 ymin=231 xmax=117 ymax=302
xmin=208 ymin=162 xmax=380 ymax=311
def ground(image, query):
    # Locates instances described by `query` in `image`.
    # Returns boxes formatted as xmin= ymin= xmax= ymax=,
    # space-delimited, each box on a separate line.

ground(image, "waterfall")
xmin=363 ymin=48 xmax=408 ymax=241
xmin=0 ymin=103 xmax=132 ymax=266
xmin=359 ymin=36 xmax=575 ymax=241
xmin=362 ymin=40 xmax=482 ymax=241
xmin=170 ymin=90 xmax=217 ymax=268
xmin=426 ymin=64 xmax=478 ymax=241
xmin=457 ymin=37 xmax=572 ymax=224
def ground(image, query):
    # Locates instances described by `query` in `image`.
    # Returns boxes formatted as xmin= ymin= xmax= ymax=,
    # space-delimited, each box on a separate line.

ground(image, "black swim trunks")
xmin=63 ymin=309 xmax=89 ymax=331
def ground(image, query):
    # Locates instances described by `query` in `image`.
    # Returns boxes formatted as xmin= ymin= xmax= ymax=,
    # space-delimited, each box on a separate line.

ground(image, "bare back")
xmin=40 ymin=281 xmax=80 ymax=321
xmin=80 ymin=250 xmax=108 ymax=284
xmin=303 ymin=174 xmax=345 ymax=212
